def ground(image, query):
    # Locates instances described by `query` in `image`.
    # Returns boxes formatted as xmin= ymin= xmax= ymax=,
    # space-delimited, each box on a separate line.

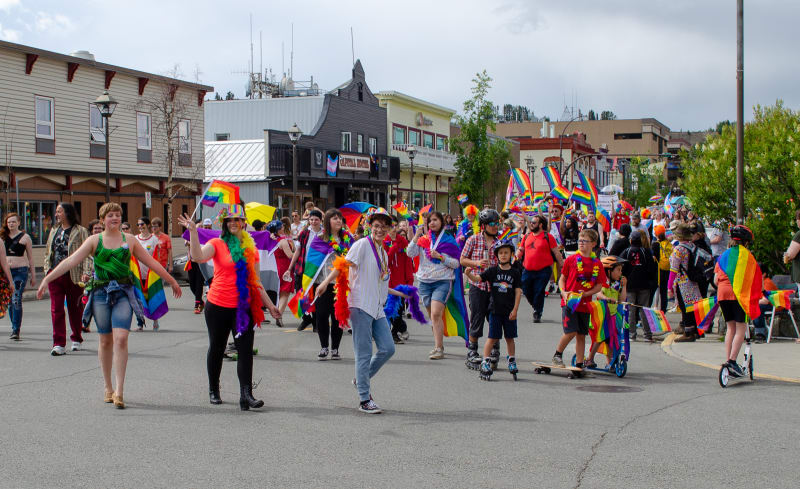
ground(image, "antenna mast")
xmin=351 ymin=27 xmax=355 ymax=65
xmin=290 ymin=23 xmax=294 ymax=78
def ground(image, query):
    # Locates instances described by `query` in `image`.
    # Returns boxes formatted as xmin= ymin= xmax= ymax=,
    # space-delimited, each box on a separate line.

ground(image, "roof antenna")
xmin=290 ymin=23 xmax=294 ymax=78
xmin=351 ymin=26 xmax=355 ymax=65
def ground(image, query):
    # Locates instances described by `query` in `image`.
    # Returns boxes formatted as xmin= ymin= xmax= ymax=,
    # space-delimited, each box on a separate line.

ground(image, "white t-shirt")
xmin=136 ymin=233 xmax=160 ymax=277
xmin=707 ymin=226 xmax=729 ymax=257
xmin=345 ymin=236 xmax=389 ymax=320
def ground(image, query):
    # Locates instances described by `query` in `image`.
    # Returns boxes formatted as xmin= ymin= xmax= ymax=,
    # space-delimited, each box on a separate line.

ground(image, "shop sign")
xmin=338 ymin=153 xmax=371 ymax=172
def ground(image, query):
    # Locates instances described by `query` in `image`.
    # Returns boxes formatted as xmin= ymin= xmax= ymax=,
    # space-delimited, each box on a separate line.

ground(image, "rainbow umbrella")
xmin=339 ymin=202 xmax=376 ymax=233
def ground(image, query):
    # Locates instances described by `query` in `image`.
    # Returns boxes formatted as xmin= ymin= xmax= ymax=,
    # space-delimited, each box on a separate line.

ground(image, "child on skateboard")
xmin=554 ymin=229 xmax=606 ymax=370
xmin=466 ymin=242 xmax=522 ymax=380
xmin=585 ymin=256 xmax=627 ymax=368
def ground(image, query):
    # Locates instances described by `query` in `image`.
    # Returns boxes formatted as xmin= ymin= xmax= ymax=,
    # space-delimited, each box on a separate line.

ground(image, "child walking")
xmin=585 ymin=256 xmax=627 ymax=368
xmin=465 ymin=242 xmax=522 ymax=380
xmin=554 ymin=229 xmax=606 ymax=370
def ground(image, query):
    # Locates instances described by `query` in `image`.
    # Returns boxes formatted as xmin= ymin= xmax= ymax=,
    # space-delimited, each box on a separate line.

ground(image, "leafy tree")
xmin=450 ymin=70 xmax=511 ymax=208
xmin=587 ymin=109 xmax=597 ymax=120
xmin=600 ymin=110 xmax=617 ymax=120
xmin=715 ymin=119 xmax=732 ymax=134
xmin=622 ymin=156 xmax=665 ymax=209
xmin=214 ymin=92 xmax=223 ymax=100
xmin=225 ymin=91 xmax=235 ymax=100
xmin=680 ymin=101 xmax=800 ymax=271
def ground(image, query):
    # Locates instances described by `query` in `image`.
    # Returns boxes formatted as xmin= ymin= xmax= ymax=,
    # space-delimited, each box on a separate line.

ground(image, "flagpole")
xmin=190 ymin=181 xmax=213 ymax=221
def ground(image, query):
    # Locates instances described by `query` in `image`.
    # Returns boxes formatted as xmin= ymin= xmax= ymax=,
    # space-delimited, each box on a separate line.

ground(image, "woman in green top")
xmin=38 ymin=203 xmax=181 ymax=409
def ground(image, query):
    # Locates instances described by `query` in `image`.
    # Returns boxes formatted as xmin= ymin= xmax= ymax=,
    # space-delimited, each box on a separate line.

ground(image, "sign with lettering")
xmin=416 ymin=112 xmax=433 ymax=126
xmin=338 ymin=153 xmax=371 ymax=172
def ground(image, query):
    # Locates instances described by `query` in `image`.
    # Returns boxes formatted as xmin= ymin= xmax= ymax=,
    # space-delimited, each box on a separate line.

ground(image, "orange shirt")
xmin=155 ymin=233 xmax=172 ymax=267
xmin=206 ymin=238 xmax=258 ymax=309
xmin=714 ymin=262 xmax=737 ymax=301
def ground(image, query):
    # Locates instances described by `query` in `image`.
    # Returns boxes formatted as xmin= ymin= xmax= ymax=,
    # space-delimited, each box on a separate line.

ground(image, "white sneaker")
xmin=71 ymin=342 xmax=82 ymax=352
xmin=51 ymin=346 xmax=66 ymax=356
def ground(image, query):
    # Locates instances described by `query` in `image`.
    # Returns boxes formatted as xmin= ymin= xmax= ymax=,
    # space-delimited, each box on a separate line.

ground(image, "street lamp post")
xmin=406 ymin=145 xmax=416 ymax=207
xmin=93 ymin=90 xmax=117 ymax=202
xmin=525 ymin=156 xmax=535 ymax=191
xmin=557 ymin=115 xmax=585 ymax=182
xmin=288 ymin=123 xmax=302 ymax=212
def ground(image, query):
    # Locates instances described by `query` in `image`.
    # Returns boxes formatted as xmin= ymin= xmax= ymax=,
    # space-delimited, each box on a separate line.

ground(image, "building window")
xmin=34 ymin=96 xmax=55 ymax=154
xmin=423 ymin=132 xmax=434 ymax=149
xmin=341 ymin=131 xmax=351 ymax=151
xmin=357 ymin=134 xmax=363 ymax=153
xmin=614 ymin=132 xmax=642 ymax=140
xmin=14 ymin=201 xmax=56 ymax=246
xmin=357 ymin=82 xmax=364 ymax=102
xmin=436 ymin=135 xmax=446 ymax=151
xmin=369 ymin=137 xmax=377 ymax=155
xmin=178 ymin=119 xmax=191 ymax=166
xmin=215 ymin=133 xmax=230 ymax=141
xmin=393 ymin=125 xmax=406 ymax=145
xmin=136 ymin=112 xmax=152 ymax=162
xmin=408 ymin=129 xmax=420 ymax=146
xmin=89 ymin=104 xmax=106 ymax=159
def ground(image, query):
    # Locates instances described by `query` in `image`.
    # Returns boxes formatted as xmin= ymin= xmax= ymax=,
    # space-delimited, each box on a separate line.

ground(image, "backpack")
xmin=657 ymin=240 xmax=672 ymax=271
xmin=678 ymin=243 xmax=714 ymax=283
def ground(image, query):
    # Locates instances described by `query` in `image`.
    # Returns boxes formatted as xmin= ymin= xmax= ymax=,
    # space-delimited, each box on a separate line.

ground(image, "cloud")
xmin=0 ymin=0 xmax=21 ymax=11
xmin=0 ymin=22 xmax=20 ymax=41
xmin=34 ymin=12 xmax=73 ymax=33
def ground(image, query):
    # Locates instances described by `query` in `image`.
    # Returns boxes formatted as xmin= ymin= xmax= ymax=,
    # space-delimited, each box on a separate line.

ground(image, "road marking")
xmin=661 ymin=333 xmax=800 ymax=384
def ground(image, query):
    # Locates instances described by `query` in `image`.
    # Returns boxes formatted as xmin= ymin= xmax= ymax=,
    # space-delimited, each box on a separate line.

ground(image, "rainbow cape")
xmin=541 ymin=166 xmax=570 ymax=201
xmin=764 ymin=289 xmax=793 ymax=310
xmin=576 ymin=170 xmax=598 ymax=207
xmin=717 ymin=245 xmax=763 ymax=319
xmin=301 ymin=235 xmax=334 ymax=296
xmin=131 ymin=256 xmax=168 ymax=320
xmin=201 ymin=180 xmax=240 ymax=207
xmin=640 ymin=306 xmax=671 ymax=333
xmin=432 ymin=231 xmax=469 ymax=341
xmin=688 ymin=296 xmax=718 ymax=333
xmin=340 ymin=202 xmax=376 ymax=233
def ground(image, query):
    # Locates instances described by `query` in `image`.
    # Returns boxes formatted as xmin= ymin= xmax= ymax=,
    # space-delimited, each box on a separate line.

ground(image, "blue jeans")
xmin=9 ymin=267 xmax=27 ymax=333
xmin=91 ymin=282 xmax=134 ymax=334
xmin=522 ymin=267 xmax=553 ymax=315
xmin=351 ymin=308 xmax=395 ymax=402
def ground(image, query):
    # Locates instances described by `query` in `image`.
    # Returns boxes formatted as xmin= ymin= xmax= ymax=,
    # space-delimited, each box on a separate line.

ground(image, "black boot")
xmin=209 ymin=384 xmax=222 ymax=405
xmin=239 ymin=384 xmax=264 ymax=411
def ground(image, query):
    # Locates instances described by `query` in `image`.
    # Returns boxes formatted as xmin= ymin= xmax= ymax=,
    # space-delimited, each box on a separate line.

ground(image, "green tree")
xmin=225 ymin=91 xmax=235 ymax=100
xmin=587 ymin=109 xmax=597 ymax=120
xmin=214 ymin=92 xmax=223 ymax=101
xmin=715 ymin=119 xmax=732 ymax=134
xmin=680 ymin=101 xmax=800 ymax=271
xmin=600 ymin=110 xmax=617 ymax=120
xmin=622 ymin=156 xmax=664 ymax=209
xmin=450 ymin=70 xmax=511 ymax=208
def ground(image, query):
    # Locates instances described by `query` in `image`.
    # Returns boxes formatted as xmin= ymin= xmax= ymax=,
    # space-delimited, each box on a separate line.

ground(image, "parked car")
xmin=172 ymin=253 xmax=189 ymax=284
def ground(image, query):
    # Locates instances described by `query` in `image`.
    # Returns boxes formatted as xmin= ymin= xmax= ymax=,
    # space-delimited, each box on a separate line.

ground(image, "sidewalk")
xmin=662 ymin=332 xmax=800 ymax=384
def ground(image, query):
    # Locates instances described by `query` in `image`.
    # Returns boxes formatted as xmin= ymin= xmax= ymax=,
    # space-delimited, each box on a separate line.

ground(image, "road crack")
xmin=574 ymin=430 xmax=608 ymax=489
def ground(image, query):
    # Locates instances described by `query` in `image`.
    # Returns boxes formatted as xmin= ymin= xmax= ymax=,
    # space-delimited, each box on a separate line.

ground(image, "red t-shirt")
xmin=155 ymin=233 xmax=172 ymax=267
xmin=520 ymin=232 xmax=558 ymax=271
xmin=560 ymin=253 xmax=607 ymax=312
xmin=206 ymin=238 xmax=258 ymax=309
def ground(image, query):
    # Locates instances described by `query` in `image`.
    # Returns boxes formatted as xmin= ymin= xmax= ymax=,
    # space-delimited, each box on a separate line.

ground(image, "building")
xmin=0 ymin=40 xmax=212 ymax=252
xmin=513 ymin=134 xmax=597 ymax=193
xmin=204 ymin=139 xmax=267 ymax=217
xmin=204 ymin=60 xmax=399 ymax=215
xmin=375 ymin=91 xmax=456 ymax=212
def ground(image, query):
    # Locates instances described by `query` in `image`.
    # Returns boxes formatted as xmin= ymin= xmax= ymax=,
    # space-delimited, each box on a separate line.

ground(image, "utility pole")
xmin=736 ymin=0 xmax=744 ymax=224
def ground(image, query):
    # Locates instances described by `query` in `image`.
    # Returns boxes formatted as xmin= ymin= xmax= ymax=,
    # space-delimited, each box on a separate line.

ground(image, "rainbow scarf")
xmin=688 ymin=296 xmax=719 ymax=333
xmin=541 ymin=166 xmax=570 ymax=201
xmin=131 ymin=256 xmax=168 ymax=320
xmin=717 ymin=245 xmax=763 ymax=319
xmin=220 ymin=230 xmax=264 ymax=337
xmin=764 ymin=289 xmax=793 ymax=310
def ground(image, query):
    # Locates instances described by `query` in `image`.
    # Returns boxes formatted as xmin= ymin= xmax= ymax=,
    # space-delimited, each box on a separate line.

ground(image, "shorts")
xmin=418 ymin=280 xmax=452 ymax=308
xmin=719 ymin=299 xmax=746 ymax=323
xmin=562 ymin=307 xmax=589 ymax=335
xmin=92 ymin=287 xmax=133 ymax=334
xmin=488 ymin=313 xmax=517 ymax=340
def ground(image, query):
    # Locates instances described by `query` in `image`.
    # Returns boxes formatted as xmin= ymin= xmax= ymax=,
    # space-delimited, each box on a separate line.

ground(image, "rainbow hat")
xmin=217 ymin=204 xmax=247 ymax=221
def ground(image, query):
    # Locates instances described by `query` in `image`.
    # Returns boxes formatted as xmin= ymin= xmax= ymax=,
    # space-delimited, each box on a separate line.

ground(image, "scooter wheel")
xmin=511 ymin=372 xmax=518 ymax=381
xmin=748 ymin=355 xmax=754 ymax=380
xmin=718 ymin=364 xmax=729 ymax=388
xmin=615 ymin=359 xmax=627 ymax=378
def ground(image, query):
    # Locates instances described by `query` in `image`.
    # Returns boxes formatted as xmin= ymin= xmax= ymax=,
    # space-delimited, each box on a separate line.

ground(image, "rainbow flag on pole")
xmin=570 ymin=187 xmax=594 ymax=209
xmin=418 ymin=203 xmax=432 ymax=226
xmin=576 ymin=170 xmax=598 ymax=207
xmin=764 ymin=289 xmax=793 ymax=310
xmin=541 ymin=166 xmax=570 ymax=201
xmin=201 ymin=179 xmax=240 ymax=207
xmin=392 ymin=201 xmax=411 ymax=220
xmin=509 ymin=168 xmax=534 ymax=205
xmin=717 ymin=245 xmax=763 ymax=319
xmin=457 ymin=194 xmax=468 ymax=205
xmin=497 ymin=227 xmax=519 ymax=242
xmin=640 ymin=306 xmax=671 ymax=333
xmin=131 ymin=257 xmax=168 ymax=320
xmin=688 ymin=296 xmax=719 ymax=333
xmin=596 ymin=207 xmax=612 ymax=233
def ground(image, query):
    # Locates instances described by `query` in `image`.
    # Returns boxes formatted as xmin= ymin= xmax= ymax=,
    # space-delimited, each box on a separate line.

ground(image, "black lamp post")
xmin=406 ymin=145 xmax=416 ymax=207
xmin=288 ymin=123 xmax=302 ymax=212
xmin=93 ymin=90 xmax=117 ymax=202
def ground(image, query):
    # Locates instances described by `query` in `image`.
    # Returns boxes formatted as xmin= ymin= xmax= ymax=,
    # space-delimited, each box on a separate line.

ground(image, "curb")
xmin=661 ymin=333 xmax=800 ymax=384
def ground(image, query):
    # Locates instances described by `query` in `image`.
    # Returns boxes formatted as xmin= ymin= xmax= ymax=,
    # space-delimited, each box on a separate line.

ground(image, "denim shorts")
xmin=488 ymin=313 xmax=517 ymax=340
xmin=418 ymin=280 xmax=452 ymax=308
xmin=92 ymin=286 xmax=133 ymax=334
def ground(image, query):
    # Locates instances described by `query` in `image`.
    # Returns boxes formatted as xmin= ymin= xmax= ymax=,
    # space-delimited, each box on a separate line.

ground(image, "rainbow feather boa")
xmin=221 ymin=230 xmax=264 ymax=337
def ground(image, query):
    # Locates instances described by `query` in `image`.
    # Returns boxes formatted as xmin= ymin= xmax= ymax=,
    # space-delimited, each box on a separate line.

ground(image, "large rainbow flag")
xmin=301 ymin=235 xmax=334 ymax=296
xmin=509 ymin=168 xmax=533 ymax=205
xmin=131 ymin=256 xmax=168 ymax=320
xmin=717 ymin=245 xmax=763 ymax=319
xmin=570 ymin=187 xmax=594 ymax=209
xmin=201 ymin=180 xmax=240 ymax=207
xmin=541 ymin=166 xmax=570 ymax=201
xmin=433 ymin=231 xmax=469 ymax=341
xmin=587 ymin=300 xmax=619 ymax=356
xmin=576 ymin=170 xmax=598 ymax=207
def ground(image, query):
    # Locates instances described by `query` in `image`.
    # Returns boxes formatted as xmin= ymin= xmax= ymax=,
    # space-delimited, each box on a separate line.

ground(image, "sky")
xmin=1 ymin=0 xmax=798 ymax=132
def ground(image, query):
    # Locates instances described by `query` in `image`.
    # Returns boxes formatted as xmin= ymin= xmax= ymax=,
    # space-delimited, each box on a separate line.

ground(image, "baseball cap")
xmin=202 ymin=218 xmax=213 ymax=226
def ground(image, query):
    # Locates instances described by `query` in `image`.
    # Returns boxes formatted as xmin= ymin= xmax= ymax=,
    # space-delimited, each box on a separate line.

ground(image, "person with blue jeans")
xmin=2 ymin=213 xmax=33 ymax=339
xmin=516 ymin=215 xmax=563 ymax=323
xmin=317 ymin=208 xmax=407 ymax=414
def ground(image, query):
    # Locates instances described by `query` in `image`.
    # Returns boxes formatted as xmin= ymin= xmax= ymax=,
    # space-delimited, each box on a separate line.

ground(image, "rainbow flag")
xmin=392 ymin=201 xmax=411 ymax=219
xmin=541 ymin=166 xmax=570 ymax=201
xmin=649 ymin=194 xmax=663 ymax=203
xmin=287 ymin=289 xmax=314 ymax=318
xmin=532 ymin=191 xmax=546 ymax=205
xmin=764 ymin=289 xmax=793 ymax=310
xmin=596 ymin=207 xmax=612 ymax=233
xmin=201 ymin=180 xmax=240 ymax=207
xmin=301 ymin=235 xmax=333 ymax=295
xmin=509 ymin=168 xmax=533 ymax=205
xmin=566 ymin=291 xmax=583 ymax=313
xmin=432 ymin=231 xmax=469 ymax=341
xmin=457 ymin=194 xmax=468 ymax=205
xmin=641 ymin=306 xmax=671 ymax=333
xmin=503 ymin=178 xmax=515 ymax=211
xmin=340 ymin=202 xmax=375 ymax=233
xmin=498 ymin=227 xmax=519 ymax=242
xmin=688 ymin=296 xmax=719 ymax=332
xmin=570 ymin=187 xmax=594 ymax=209
xmin=663 ymin=191 xmax=673 ymax=216
xmin=717 ymin=245 xmax=763 ymax=319
xmin=576 ymin=170 xmax=598 ymax=207
xmin=131 ymin=257 xmax=168 ymax=320
xmin=418 ymin=203 xmax=432 ymax=226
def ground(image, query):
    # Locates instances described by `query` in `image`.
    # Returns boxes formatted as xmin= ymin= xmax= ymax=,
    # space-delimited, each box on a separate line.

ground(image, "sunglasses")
xmin=486 ymin=221 xmax=499 ymax=227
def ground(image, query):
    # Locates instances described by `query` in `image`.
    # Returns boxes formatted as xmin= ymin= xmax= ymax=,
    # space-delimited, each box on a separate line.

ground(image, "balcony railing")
xmin=392 ymin=143 xmax=457 ymax=173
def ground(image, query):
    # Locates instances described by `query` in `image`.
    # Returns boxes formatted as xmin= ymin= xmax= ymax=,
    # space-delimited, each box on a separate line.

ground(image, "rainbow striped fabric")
xmin=301 ymin=235 xmax=334 ymax=296
xmin=641 ymin=306 xmax=671 ymax=333
xmin=509 ymin=168 xmax=534 ymax=205
xmin=576 ymin=170 xmax=598 ymax=207
xmin=688 ymin=296 xmax=718 ymax=332
xmin=570 ymin=187 xmax=594 ymax=208
xmin=418 ymin=204 xmax=433 ymax=226
xmin=663 ymin=191 xmax=673 ymax=216
xmin=201 ymin=180 xmax=240 ymax=207
xmin=326 ymin=154 xmax=338 ymax=177
xmin=392 ymin=201 xmax=411 ymax=219
xmin=498 ymin=227 xmax=519 ymax=242
xmin=434 ymin=233 xmax=469 ymax=342
xmin=566 ymin=291 xmax=583 ymax=313
xmin=596 ymin=207 xmax=612 ymax=233
xmin=131 ymin=256 xmax=168 ymax=320
xmin=287 ymin=289 xmax=314 ymax=318
xmin=717 ymin=245 xmax=763 ymax=319
xmin=587 ymin=300 xmax=620 ymax=355
xmin=764 ymin=289 xmax=793 ymax=310
xmin=503 ymin=178 xmax=515 ymax=211
xmin=340 ymin=202 xmax=375 ymax=233
xmin=541 ymin=166 xmax=570 ymax=201
xmin=457 ymin=194 xmax=469 ymax=205
xmin=649 ymin=194 xmax=663 ymax=203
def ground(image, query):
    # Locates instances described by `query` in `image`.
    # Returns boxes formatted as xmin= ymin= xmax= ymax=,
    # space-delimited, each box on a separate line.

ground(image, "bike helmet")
xmin=265 ymin=219 xmax=283 ymax=234
xmin=479 ymin=208 xmax=501 ymax=226
xmin=601 ymin=255 xmax=627 ymax=269
xmin=730 ymin=224 xmax=753 ymax=244
xmin=493 ymin=241 xmax=515 ymax=257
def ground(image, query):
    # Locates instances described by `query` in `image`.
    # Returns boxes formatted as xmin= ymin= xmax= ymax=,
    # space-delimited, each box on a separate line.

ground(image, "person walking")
xmin=385 ymin=215 xmax=413 ymax=343
xmin=517 ymin=215 xmax=563 ymax=323
xmin=621 ymin=230 xmax=657 ymax=341
xmin=179 ymin=205 xmax=281 ymax=410
xmin=270 ymin=218 xmax=295 ymax=327
xmin=135 ymin=216 xmax=161 ymax=331
xmin=2 ymin=213 xmax=35 ymax=340
xmin=44 ymin=203 xmax=90 ymax=355
xmin=37 ymin=203 xmax=181 ymax=408
xmin=670 ymin=223 xmax=703 ymax=342
xmin=252 ymin=220 xmax=278 ymax=326
xmin=651 ymin=225 xmax=673 ymax=312
xmin=151 ymin=217 xmax=173 ymax=277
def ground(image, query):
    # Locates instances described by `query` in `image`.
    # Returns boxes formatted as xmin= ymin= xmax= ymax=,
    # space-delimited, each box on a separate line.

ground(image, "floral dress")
xmin=669 ymin=242 xmax=702 ymax=305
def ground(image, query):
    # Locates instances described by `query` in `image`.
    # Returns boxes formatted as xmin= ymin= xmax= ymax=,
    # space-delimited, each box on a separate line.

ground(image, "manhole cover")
xmin=576 ymin=385 xmax=644 ymax=393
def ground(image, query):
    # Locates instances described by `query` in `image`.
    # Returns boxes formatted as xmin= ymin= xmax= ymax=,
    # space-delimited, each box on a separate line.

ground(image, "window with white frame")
xmin=369 ymin=137 xmax=377 ymax=155
xmin=35 ymin=96 xmax=54 ymax=139
xmin=89 ymin=104 xmax=106 ymax=143
xmin=178 ymin=119 xmax=191 ymax=154
xmin=137 ymin=113 xmax=152 ymax=150
xmin=341 ymin=132 xmax=351 ymax=151
xmin=357 ymin=134 xmax=363 ymax=153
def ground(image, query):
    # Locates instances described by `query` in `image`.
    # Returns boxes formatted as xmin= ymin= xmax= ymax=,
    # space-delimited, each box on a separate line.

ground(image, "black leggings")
xmin=188 ymin=262 xmax=204 ymax=304
xmin=315 ymin=287 xmax=342 ymax=349
xmin=204 ymin=301 xmax=254 ymax=388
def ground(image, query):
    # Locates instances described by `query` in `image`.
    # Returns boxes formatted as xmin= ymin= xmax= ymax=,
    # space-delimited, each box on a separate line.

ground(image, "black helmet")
xmin=493 ymin=241 xmax=515 ymax=257
xmin=730 ymin=225 xmax=753 ymax=244
xmin=479 ymin=208 xmax=500 ymax=226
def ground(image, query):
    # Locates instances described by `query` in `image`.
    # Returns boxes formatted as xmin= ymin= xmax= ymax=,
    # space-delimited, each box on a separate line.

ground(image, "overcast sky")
xmin=1 ymin=0 xmax=797 ymax=131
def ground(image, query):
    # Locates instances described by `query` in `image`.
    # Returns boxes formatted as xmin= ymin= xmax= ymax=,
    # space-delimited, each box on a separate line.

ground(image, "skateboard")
xmin=531 ymin=362 xmax=587 ymax=379
xmin=570 ymin=354 xmax=628 ymax=378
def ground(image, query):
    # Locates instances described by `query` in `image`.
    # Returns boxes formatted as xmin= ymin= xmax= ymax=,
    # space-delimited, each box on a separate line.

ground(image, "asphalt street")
xmin=1 ymin=289 xmax=798 ymax=488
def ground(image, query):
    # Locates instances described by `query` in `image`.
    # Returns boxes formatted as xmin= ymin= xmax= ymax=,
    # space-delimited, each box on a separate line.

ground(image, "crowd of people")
xmin=3 ymin=195 xmax=799 ymax=414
